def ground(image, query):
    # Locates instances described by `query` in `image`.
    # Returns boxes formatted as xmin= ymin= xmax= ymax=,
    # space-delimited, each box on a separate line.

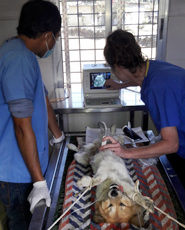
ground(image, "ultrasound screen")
xmin=90 ymin=72 xmax=111 ymax=89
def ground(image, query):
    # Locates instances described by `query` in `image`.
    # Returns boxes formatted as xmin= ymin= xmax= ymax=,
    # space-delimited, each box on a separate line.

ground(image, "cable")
xmin=50 ymin=88 xmax=71 ymax=103
xmin=70 ymin=193 xmax=103 ymax=216
xmin=47 ymin=186 xmax=90 ymax=230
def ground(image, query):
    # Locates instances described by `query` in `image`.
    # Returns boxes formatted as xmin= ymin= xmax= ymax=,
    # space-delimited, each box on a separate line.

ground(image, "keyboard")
xmin=84 ymin=98 xmax=122 ymax=108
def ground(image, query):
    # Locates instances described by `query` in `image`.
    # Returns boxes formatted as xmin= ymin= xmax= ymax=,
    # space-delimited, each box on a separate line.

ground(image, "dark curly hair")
xmin=104 ymin=29 xmax=147 ymax=73
xmin=17 ymin=0 xmax=61 ymax=39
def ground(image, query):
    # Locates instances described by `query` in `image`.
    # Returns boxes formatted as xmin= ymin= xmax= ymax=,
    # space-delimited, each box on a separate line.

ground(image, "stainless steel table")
xmin=28 ymin=86 xmax=185 ymax=229
xmin=28 ymin=135 xmax=185 ymax=230
xmin=50 ymin=86 xmax=149 ymax=132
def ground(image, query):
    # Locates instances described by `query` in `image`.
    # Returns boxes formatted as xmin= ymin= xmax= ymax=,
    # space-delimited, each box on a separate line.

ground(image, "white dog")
xmin=67 ymin=139 xmax=154 ymax=229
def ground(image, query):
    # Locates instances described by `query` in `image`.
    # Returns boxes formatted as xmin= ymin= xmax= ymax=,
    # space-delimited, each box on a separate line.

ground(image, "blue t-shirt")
xmin=141 ymin=60 xmax=185 ymax=159
xmin=0 ymin=38 xmax=49 ymax=183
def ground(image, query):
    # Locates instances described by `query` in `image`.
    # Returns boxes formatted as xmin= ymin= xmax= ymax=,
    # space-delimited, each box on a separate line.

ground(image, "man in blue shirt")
xmin=0 ymin=1 xmax=64 ymax=229
xmin=100 ymin=29 xmax=185 ymax=188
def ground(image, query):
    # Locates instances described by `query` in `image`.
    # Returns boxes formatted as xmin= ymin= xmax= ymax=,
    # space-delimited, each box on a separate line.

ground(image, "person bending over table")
xmin=99 ymin=29 xmax=185 ymax=189
xmin=0 ymin=1 xmax=64 ymax=229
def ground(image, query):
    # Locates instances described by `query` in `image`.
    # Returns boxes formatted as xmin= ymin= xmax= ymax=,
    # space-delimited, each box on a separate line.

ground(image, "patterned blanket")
xmin=59 ymin=157 xmax=178 ymax=230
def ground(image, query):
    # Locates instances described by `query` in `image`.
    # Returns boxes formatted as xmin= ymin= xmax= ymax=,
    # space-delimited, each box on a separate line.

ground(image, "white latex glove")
xmin=27 ymin=180 xmax=51 ymax=213
xmin=49 ymin=132 xmax=65 ymax=146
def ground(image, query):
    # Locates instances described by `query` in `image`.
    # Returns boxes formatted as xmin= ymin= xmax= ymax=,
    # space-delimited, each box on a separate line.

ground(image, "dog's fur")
xmin=67 ymin=139 xmax=154 ymax=229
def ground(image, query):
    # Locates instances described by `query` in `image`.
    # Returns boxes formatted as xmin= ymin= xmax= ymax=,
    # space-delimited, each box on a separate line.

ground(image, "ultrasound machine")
xmin=83 ymin=63 xmax=122 ymax=108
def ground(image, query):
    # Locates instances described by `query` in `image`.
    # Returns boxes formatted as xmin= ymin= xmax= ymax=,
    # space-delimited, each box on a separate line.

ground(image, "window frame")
xmin=58 ymin=0 xmax=158 ymax=88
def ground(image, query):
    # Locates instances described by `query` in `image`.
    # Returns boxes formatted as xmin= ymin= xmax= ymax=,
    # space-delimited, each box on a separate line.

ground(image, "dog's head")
xmin=93 ymin=184 xmax=150 ymax=228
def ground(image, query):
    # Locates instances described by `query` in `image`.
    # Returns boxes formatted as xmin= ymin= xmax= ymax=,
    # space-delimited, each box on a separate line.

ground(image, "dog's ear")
xmin=93 ymin=203 xmax=106 ymax=223
xmin=110 ymin=124 xmax=116 ymax=135
xmin=93 ymin=211 xmax=106 ymax=223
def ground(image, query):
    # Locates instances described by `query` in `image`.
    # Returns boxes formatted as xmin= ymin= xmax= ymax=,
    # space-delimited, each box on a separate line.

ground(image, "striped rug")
xmin=59 ymin=158 xmax=178 ymax=230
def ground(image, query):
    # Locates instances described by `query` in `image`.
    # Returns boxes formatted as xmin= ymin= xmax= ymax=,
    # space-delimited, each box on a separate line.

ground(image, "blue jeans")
xmin=0 ymin=181 xmax=33 ymax=230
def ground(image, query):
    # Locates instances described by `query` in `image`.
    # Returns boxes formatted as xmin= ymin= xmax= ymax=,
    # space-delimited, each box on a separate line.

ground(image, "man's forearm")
xmin=100 ymin=126 xmax=179 ymax=159
xmin=123 ymin=139 xmax=179 ymax=159
xmin=124 ymin=126 xmax=179 ymax=159
xmin=46 ymin=96 xmax=62 ymax=138
xmin=120 ymin=81 xmax=139 ymax=88
xmin=13 ymin=117 xmax=44 ymax=182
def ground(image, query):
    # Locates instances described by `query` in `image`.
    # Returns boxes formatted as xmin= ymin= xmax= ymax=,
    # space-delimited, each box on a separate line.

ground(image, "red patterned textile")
xmin=59 ymin=158 xmax=178 ymax=230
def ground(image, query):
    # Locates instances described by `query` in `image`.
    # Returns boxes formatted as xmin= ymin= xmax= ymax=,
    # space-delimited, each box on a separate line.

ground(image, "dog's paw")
xmin=142 ymin=196 xmax=155 ymax=213
xmin=77 ymin=176 xmax=92 ymax=187
xmin=66 ymin=143 xmax=79 ymax=152
xmin=134 ymin=194 xmax=154 ymax=213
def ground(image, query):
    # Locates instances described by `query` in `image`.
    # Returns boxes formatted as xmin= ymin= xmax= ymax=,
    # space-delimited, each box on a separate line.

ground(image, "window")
xmin=59 ymin=0 xmax=158 ymax=88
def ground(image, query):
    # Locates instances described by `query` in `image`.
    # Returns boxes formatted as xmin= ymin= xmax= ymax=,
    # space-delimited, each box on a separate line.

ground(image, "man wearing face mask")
xmin=0 ymin=1 xmax=64 ymax=229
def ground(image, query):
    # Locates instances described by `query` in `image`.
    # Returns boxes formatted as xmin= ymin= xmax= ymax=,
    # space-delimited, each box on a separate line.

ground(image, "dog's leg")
xmin=133 ymin=193 xmax=154 ymax=213
xmin=77 ymin=174 xmax=108 ymax=188
xmin=73 ymin=141 xmax=100 ymax=166
xmin=66 ymin=143 xmax=79 ymax=152
xmin=74 ymin=151 xmax=92 ymax=166
xmin=129 ymin=180 xmax=154 ymax=213
xmin=77 ymin=176 xmax=92 ymax=187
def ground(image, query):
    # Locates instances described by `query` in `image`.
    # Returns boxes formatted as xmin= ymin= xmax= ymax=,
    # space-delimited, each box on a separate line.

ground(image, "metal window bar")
xmin=60 ymin=0 xmax=158 ymax=87
xmin=60 ymin=0 xmax=108 ymax=87
xmin=61 ymin=0 xmax=71 ymax=88
xmin=151 ymin=0 xmax=154 ymax=59
xmin=116 ymin=0 xmax=122 ymax=29
xmin=105 ymin=0 xmax=112 ymax=37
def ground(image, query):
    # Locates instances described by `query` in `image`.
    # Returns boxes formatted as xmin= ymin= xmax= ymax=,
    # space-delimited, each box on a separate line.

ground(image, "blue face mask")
xmin=40 ymin=33 xmax=57 ymax=59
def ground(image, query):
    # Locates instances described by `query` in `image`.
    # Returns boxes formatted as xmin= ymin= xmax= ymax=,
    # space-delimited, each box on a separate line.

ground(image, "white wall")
xmin=0 ymin=0 xmax=55 ymax=94
xmin=165 ymin=0 xmax=185 ymax=68
xmin=0 ymin=0 xmax=25 ymax=45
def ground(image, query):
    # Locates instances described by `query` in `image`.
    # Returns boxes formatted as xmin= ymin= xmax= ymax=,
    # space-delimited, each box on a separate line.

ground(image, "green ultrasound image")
xmin=93 ymin=74 xmax=106 ymax=87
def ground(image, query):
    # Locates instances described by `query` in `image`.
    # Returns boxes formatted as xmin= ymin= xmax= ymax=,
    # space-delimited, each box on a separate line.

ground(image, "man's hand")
xmin=104 ymin=79 xmax=139 ymax=90
xmin=99 ymin=136 xmax=127 ymax=157
xmin=99 ymin=127 xmax=179 ymax=159
xmin=49 ymin=131 xmax=65 ymax=146
xmin=27 ymin=180 xmax=51 ymax=213
xmin=104 ymin=79 xmax=123 ymax=90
